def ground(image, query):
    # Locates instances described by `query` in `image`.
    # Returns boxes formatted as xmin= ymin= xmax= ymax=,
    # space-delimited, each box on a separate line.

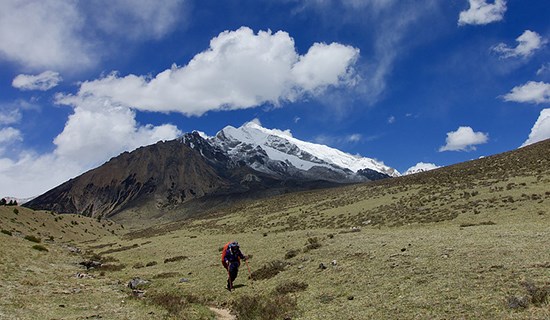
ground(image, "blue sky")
xmin=1 ymin=0 xmax=549 ymax=198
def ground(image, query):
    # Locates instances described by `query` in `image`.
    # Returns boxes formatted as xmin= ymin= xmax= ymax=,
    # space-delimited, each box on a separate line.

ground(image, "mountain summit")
xmin=25 ymin=122 xmax=398 ymax=218
xmin=205 ymin=121 xmax=399 ymax=181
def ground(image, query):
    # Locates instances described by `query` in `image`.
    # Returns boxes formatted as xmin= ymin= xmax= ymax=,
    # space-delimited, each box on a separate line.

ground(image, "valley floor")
xmin=1 ymin=209 xmax=548 ymax=319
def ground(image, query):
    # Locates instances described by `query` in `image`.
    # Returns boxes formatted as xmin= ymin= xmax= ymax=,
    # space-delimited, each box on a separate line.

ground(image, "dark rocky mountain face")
xmin=24 ymin=129 xmax=394 ymax=219
xmin=25 ymin=140 xmax=234 ymax=218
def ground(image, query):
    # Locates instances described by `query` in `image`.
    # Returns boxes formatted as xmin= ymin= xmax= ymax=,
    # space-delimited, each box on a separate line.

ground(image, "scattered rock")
xmin=331 ymin=260 xmax=337 ymax=266
xmin=127 ymin=277 xmax=149 ymax=289
xmin=66 ymin=246 xmax=81 ymax=254
xmin=132 ymin=289 xmax=146 ymax=298
xmin=401 ymin=248 xmax=407 ymax=252
xmin=179 ymin=278 xmax=190 ymax=283
xmin=507 ymin=296 xmax=529 ymax=309
xmin=347 ymin=295 xmax=354 ymax=300
xmin=318 ymin=263 xmax=327 ymax=270
xmin=75 ymin=272 xmax=93 ymax=279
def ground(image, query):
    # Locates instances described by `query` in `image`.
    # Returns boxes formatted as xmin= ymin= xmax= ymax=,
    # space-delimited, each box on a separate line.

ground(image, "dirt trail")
xmin=209 ymin=307 xmax=236 ymax=320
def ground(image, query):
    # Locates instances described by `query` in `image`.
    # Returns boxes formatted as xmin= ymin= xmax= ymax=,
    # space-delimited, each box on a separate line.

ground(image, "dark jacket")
xmin=224 ymin=247 xmax=245 ymax=268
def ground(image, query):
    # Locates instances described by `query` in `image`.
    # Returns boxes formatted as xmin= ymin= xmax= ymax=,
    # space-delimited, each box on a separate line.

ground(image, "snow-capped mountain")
xmin=403 ymin=162 xmax=440 ymax=175
xmin=25 ymin=121 xmax=399 ymax=218
xmin=183 ymin=120 xmax=399 ymax=183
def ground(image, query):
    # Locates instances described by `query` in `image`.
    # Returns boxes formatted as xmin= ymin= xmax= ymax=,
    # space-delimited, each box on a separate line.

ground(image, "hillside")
xmin=1 ymin=139 xmax=549 ymax=319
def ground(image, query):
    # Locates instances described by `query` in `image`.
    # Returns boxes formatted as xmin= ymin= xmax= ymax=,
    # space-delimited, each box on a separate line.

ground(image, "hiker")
xmin=222 ymin=241 xmax=247 ymax=291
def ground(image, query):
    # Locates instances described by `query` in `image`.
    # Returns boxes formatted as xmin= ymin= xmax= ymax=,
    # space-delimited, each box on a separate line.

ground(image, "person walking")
xmin=222 ymin=241 xmax=247 ymax=291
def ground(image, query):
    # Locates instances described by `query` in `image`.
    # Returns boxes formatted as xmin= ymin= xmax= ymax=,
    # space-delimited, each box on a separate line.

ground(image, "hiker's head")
xmin=229 ymin=241 xmax=239 ymax=252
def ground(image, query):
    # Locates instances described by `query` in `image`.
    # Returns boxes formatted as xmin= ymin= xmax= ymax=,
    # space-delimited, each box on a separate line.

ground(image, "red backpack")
xmin=221 ymin=242 xmax=231 ymax=269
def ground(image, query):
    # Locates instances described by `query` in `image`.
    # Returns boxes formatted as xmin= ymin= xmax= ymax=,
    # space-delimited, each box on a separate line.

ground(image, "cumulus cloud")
xmin=0 ymin=0 xmax=185 ymax=71
xmin=458 ymin=0 xmax=506 ymax=26
xmin=439 ymin=126 xmax=489 ymax=152
xmin=504 ymin=81 xmax=550 ymax=104
xmin=492 ymin=30 xmax=546 ymax=59
xmin=53 ymin=97 xmax=182 ymax=167
xmin=0 ymin=127 xmax=22 ymax=144
xmin=521 ymin=108 xmax=550 ymax=147
xmin=58 ymin=27 xmax=360 ymax=116
xmin=403 ymin=162 xmax=440 ymax=175
xmin=12 ymin=71 xmax=62 ymax=91
xmin=0 ymin=0 xmax=92 ymax=71
xmin=0 ymin=99 xmax=182 ymax=197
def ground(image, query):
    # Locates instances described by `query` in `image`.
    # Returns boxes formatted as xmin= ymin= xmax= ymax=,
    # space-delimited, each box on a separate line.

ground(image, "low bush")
xmin=1 ymin=229 xmax=12 ymax=236
xmin=284 ymin=249 xmax=300 ymax=260
xmin=304 ymin=237 xmax=322 ymax=252
xmin=232 ymin=293 xmax=297 ymax=320
xmin=32 ymin=245 xmax=48 ymax=252
xmin=275 ymin=281 xmax=308 ymax=295
xmin=251 ymin=260 xmax=287 ymax=280
xmin=147 ymin=290 xmax=202 ymax=316
xmin=164 ymin=255 xmax=188 ymax=263
xmin=24 ymin=235 xmax=41 ymax=243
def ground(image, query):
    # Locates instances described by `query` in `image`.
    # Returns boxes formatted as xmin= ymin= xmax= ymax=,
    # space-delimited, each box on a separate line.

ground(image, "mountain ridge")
xmin=24 ymin=122 xmax=397 ymax=218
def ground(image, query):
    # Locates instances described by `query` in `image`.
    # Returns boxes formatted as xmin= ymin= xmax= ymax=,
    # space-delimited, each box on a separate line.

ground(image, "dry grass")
xmin=1 ymin=139 xmax=549 ymax=319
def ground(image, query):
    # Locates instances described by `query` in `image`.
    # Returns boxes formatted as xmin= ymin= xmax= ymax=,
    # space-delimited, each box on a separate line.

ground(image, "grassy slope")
xmin=1 ymin=139 xmax=549 ymax=319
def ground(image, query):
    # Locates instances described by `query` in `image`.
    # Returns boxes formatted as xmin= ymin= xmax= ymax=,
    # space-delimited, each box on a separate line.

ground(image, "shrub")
xmin=1 ymin=230 xmax=12 ymax=236
xmin=13 ymin=208 xmax=19 ymax=214
xmin=133 ymin=262 xmax=145 ymax=269
xmin=32 ymin=245 xmax=48 ymax=252
xmin=147 ymin=290 xmax=202 ymax=316
xmin=232 ymin=293 xmax=297 ymax=320
xmin=304 ymin=237 xmax=322 ymax=252
xmin=284 ymin=249 xmax=300 ymax=260
xmin=24 ymin=235 xmax=41 ymax=243
xmin=146 ymin=261 xmax=158 ymax=267
xmin=152 ymin=272 xmax=181 ymax=279
xmin=522 ymin=280 xmax=550 ymax=307
xmin=275 ymin=281 xmax=308 ymax=295
xmin=164 ymin=255 xmax=188 ymax=263
xmin=251 ymin=260 xmax=287 ymax=280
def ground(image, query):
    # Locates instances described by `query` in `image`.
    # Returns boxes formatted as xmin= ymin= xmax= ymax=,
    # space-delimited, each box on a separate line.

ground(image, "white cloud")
xmin=0 ymin=127 xmax=22 ymax=144
xmin=537 ymin=63 xmax=550 ymax=76
xmin=0 ymin=0 xmax=92 ymax=71
xmin=387 ymin=116 xmax=396 ymax=124
xmin=439 ymin=126 xmax=489 ymax=152
xmin=458 ymin=0 xmax=506 ymax=26
xmin=53 ymin=97 xmax=181 ymax=167
xmin=82 ymin=0 xmax=185 ymax=40
xmin=58 ymin=27 xmax=360 ymax=116
xmin=504 ymin=81 xmax=550 ymax=104
xmin=492 ymin=30 xmax=546 ymax=59
xmin=0 ymin=96 xmax=182 ymax=198
xmin=0 ymin=0 xmax=185 ymax=72
xmin=346 ymin=134 xmax=363 ymax=142
xmin=0 ymin=153 xmax=83 ymax=199
xmin=403 ymin=162 xmax=440 ymax=175
xmin=521 ymin=108 xmax=550 ymax=147
xmin=0 ymin=108 xmax=22 ymax=125
xmin=12 ymin=71 xmax=62 ymax=91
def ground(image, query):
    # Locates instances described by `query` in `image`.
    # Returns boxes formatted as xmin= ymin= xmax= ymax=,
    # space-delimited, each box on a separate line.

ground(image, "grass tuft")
xmin=32 ymin=244 xmax=48 ymax=252
xmin=232 ymin=293 xmax=297 ymax=320
xmin=275 ymin=281 xmax=308 ymax=295
xmin=251 ymin=260 xmax=287 ymax=280
xmin=24 ymin=235 xmax=41 ymax=243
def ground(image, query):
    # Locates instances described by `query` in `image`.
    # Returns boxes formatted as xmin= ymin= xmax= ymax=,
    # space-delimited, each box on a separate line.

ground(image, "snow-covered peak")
xmin=214 ymin=121 xmax=400 ymax=177
xmin=403 ymin=162 xmax=440 ymax=175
